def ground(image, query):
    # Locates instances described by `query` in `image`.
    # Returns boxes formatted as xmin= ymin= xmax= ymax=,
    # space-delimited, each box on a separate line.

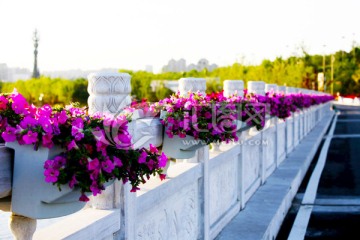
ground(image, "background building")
xmin=0 ymin=63 xmax=31 ymax=82
xmin=162 ymin=58 xmax=217 ymax=72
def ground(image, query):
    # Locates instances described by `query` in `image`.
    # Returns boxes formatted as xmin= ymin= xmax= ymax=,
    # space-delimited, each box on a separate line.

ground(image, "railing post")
xmin=87 ymin=72 xmax=133 ymax=238
xmin=265 ymin=84 xmax=278 ymax=93
xmin=277 ymin=86 xmax=286 ymax=94
xmin=177 ymin=77 xmax=209 ymax=237
xmin=285 ymin=87 xmax=296 ymax=155
xmin=178 ymin=77 xmax=206 ymax=96
xmin=223 ymin=80 xmax=244 ymax=97
xmin=9 ymin=214 xmax=37 ymax=240
xmin=178 ymin=78 xmax=207 ymax=163
xmin=198 ymin=147 xmax=210 ymax=240
xmin=247 ymin=81 xmax=265 ymax=96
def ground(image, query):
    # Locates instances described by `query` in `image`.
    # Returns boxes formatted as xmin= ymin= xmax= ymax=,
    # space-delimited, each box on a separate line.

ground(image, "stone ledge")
xmin=33 ymin=208 xmax=120 ymax=240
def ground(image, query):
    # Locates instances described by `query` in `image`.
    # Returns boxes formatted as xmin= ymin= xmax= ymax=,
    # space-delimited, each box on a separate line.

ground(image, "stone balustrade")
xmin=223 ymin=80 xmax=244 ymax=97
xmin=178 ymin=77 xmax=206 ymax=96
xmin=0 ymin=73 xmax=334 ymax=240
xmin=265 ymin=84 xmax=278 ymax=93
xmin=247 ymin=80 xmax=266 ymax=96
xmin=277 ymin=85 xmax=286 ymax=94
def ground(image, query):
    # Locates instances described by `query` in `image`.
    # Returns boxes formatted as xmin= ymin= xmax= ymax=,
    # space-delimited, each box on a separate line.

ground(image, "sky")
xmin=0 ymin=0 xmax=359 ymax=73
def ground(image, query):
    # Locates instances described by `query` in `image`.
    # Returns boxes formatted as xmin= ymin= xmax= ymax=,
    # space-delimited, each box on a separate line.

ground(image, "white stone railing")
xmin=0 ymin=76 xmax=333 ymax=240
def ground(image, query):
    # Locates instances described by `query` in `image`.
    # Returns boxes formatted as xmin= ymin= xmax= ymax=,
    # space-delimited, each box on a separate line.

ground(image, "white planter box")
xmin=6 ymin=142 xmax=86 ymax=219
xmin=133 ymin=118 xmax=163 ymax=149
xmin=162 ymin=134 xmax=206 ymax=159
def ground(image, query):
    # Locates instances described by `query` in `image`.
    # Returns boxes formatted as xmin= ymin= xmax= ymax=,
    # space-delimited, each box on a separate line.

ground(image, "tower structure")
xmin=32 ymin=29 xmax=40 ymax=78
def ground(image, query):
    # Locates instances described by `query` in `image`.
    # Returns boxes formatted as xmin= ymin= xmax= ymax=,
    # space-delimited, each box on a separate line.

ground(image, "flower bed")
xmin=0 ymin=90 xmax=167 ymax=201
xmin=156 ymin=91 xmax=266 ymax=148
xmin=252 ymin=91 xmax=334 ymax=119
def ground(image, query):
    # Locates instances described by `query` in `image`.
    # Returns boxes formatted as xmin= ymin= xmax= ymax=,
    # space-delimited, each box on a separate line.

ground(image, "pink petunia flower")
xmin=159 ymin=174 xmax=166 ymax=181
xmin=138 ymin=151 xmax=147 ymax=164
xmin=44 ymin=168 xmax=59 ymax=183
xmin=88 ymin=158 xmax=100 ymax=171
xmin=53 ymin=156 xmax=66 ymax=168
xmin=1 ymin=126 xmax=17 ymax=142
xmin=90 ymin=182 xmax=102 ymax=196
xmin=38 ymin=104 xmax=52 ymax=118
xmin=42 ymin=134 xmax=54 ymax=148
xmin=149 ymin=144 xmax=158 ymax=154
xmin=79 ymin=193 xmax=90 ymax=202
xmin=67 ymin=140 xmax=78 ymax=151
xmin=90 ymin=169 xmax=100 ymax=181
xmin=38 ymin=117 xmax=53 ymax=133
xmin=11 ymin=91 xmax=28 ymax=114
xmin=20 ymin=116 xmax=37 ymax=129
xmin=130 ymin=186 xmax=140 ymax=192
xmin=113 ymin=156 xmax=123 ymax=167
xmin=159 ymin=152 xmax=168 ymax=168
xmin=22 ymin=130 xmax=38 ymax=144
xmin=0 ymin=95 xmax=8 ymax=110
xmin=57 ymin=110 xmax=68 ymax=124
xmin=69 ymin=175 xmax=78 ymax=189
xmin=101 ymin=159 xmax=115 ymax=173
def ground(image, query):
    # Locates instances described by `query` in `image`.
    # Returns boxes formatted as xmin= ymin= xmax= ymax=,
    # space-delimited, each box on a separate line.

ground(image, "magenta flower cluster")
xmin=156 ymin=89 xmax=333 ymax=144
xmin=157 ymin=92 xmax=239 ymax=144
xmin=0 ymin=90 xmax=168 ymax=201
xmin=254 ymin=91 xmax=334 ymax=119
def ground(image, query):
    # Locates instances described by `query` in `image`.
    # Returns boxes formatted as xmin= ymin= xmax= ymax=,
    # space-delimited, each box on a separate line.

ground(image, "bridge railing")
xmin=0 ymin=74 xmax=333 ymax=240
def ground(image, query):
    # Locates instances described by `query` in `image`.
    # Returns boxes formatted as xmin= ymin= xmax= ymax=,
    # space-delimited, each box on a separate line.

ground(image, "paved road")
xmin=278 ymin=104 xmax=360 ymax=240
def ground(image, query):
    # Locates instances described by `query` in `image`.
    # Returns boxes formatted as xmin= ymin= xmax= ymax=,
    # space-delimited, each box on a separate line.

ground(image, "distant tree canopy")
xmin=1 ymin=77 xmax=89 ymax=106
xmin=1 ymin=47 xmax=359 ymax=106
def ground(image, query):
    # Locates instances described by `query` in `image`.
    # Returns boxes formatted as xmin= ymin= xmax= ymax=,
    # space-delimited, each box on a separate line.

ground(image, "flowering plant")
xmin=289 ymin=93 xmax=312 ymax=110
xmin=310 ymin=95 xmax=334 ymax=105
xmin=255 ymin=91 xmax=294 ymax=120
xmin=158 ymin=91 xmax=239 ymax=144
xmin=122 ymin=98 xmax=160 ymax=119
xmin=249 ymin=91 xmax=334 ymax=120
xmin=227 ymin=93 xmax=266 ymax=130
xmin=0 ymin=90 xmax=167 ymax=201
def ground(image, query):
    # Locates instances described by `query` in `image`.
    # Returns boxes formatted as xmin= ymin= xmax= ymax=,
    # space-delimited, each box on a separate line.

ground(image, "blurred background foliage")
xmin=1 ymin=47 xmax=359 ymax=106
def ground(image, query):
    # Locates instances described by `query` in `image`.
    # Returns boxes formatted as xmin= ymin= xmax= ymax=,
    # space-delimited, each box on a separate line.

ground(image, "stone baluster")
xmin=265 ymin=84 xmax=278 ymax=93
xmin=87 ymin=72 xmax=132 ymax=115
xmin=178 ymin=78 xmax=208 ymax=162
xmin=277 ymin=86 xmax=286 ymax=94
xmin=285 ymin=87 xmax=296 ymax=94
xmin=223 ymin=80 xmax=244 ymax=98
xmin=178 ymin=78 xmax=206 ymax=96
xmin=9 ymin=214 xmax=37 ymax=240
xmin=87 ymin=72 xmax=132 ymax=210
xmin=247 ymin=81 xmax=265 ymax=96
xmin=2 ymin=145 xmax=36 ymax=240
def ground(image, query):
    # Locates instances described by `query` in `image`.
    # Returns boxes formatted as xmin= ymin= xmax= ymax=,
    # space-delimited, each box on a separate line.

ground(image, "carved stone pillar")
xmin=9 ymin=214 xmax=36 ymax=240
xmin=247 ymin=81 xmax=265 ymax=96
xmin=277 ymin=86 xmax=286 ymax=94
xmin=87 ymin=72 xmax=131 ymax=115
xmin=286 ymin=87 xmax=296 ymax=94
xmin=178 ymin=78 xmax=206 ymax=96
xmin=265 ymin=84 xmax=278 ymax=93
xmin=223 ymin=80 xmax=244 ymax=98
xmin=87 ymin=72 xmax=132 ymax=210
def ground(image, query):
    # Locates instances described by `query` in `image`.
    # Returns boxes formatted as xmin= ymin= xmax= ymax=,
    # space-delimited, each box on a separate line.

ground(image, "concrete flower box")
xmin=133 ymin=118 xmax=163 ymax=149
xmin=162 ymin=134 xmax=206 ymax=159
xmin=6 ymin=142 xmax=86 ymax=219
